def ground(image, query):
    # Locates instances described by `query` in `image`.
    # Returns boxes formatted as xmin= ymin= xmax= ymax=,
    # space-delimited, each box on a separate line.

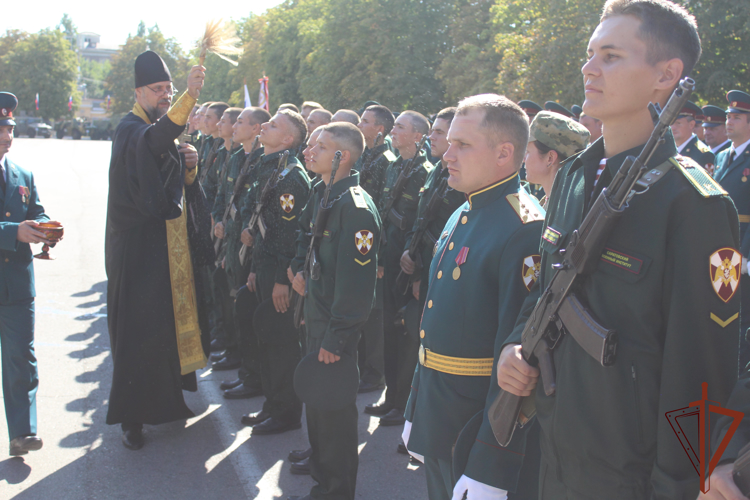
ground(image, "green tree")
xmin=227 ymin=14 xmax=269 ymax=107
xmin=2 ymin=29 xmax=79 ymax=119
xmin=57 ymin=13 xmax=77 ymax=50
xmin=80 ymin=59 xmax=111 ymax=100
xmin=0 ymin=30 xmax=29 ymax=89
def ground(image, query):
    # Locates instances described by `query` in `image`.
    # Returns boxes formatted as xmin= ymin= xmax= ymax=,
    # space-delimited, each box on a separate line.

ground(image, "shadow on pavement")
xmin=0 ymin=457 xmax=31 ymax=484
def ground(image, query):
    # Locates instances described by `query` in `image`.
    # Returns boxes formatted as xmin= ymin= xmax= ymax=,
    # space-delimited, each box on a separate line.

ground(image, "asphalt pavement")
xmin=0 ymin=137 xmax=426 ymax=500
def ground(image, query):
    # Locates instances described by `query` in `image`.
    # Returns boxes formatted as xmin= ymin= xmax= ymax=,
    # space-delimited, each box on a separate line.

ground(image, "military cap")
xmin=544 ymin=101 xmax=576 ymax=119
xmin=0 ymin=92 xmax=18 ymax=126
xmin=727 ymin=90 xmax=750 ymax=114
xmin=570 ymin=104 xmax=583 ymax=120
xmin=518 ymin=100 xmax=543 ymax=118
xmin=294 ymin=352 xmax=359 ymax=411
xmin=701 ymin=105 xmax=726 ymax=128
xmin=134 ymin=50 xmax=172 ymax=88
xmin=359 ymin=100 xmax=381 ymax=115
xmin=529 ymin=111 xmax=591 ymax=158
xmin=678 ymin=101 xmax=703 ymax=121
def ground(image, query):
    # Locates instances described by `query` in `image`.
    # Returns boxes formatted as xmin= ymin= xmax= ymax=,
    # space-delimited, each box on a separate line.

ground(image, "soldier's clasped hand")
xmin=497 ymin=344 xmax=539 ymax=397
xmin=186 ymin=65 xmax=205 ymax=99
xmin=696 ymin=463 xmax=745 ymax=500
xmin=179 ymin=143 xmax=198 ymax=169
xmin=16 ymin=220 xmax=51 ymax=245
xmin=400 ymin=250 xmax=416 ymax=275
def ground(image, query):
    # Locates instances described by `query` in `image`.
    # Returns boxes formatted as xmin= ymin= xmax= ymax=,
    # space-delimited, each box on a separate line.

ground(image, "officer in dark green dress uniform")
xmin=0 ymin=92 xmax=49 ymax=456
xmin=289 ymin=122 xmax=381 ymax=500
xmin=498 ymin=5 xmax=740 ymax=497
xmin=403 ymin=95 xmax=543 ymax=500
xmin=238 ymin=110 xmax=311 ymax=434
xmin=715 ymin=90 xmax=750 ymax=368
xmin=702 ymin=105 xmax=731 ymax=156
xmin=672 ymin=100 xmax=715 ymax=170
xmin=366 ymin=111 xmax=433 ymax=427
xmin=355 ymin=104 xmax=397 ymax=393
xmin=213 ymin=107 xmax=270 ymax=399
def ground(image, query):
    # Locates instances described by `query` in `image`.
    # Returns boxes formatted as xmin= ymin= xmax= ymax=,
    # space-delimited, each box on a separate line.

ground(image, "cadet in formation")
xmin=105 ymin=51 xmax=213 ymax=450
xmin=498 ymin=1 xmax=740 ymax=496
xmin=671 ymin=100 xmax=715 ymax=170
xmin=0 ymin=92 xmax=51 ymax=456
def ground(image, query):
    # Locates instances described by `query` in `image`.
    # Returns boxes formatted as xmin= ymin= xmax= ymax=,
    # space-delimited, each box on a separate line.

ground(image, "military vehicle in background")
xmin=13 ymin=117 xmax=53 ymax=138
xmin=55 ymin=118 xmax=88 ymax=140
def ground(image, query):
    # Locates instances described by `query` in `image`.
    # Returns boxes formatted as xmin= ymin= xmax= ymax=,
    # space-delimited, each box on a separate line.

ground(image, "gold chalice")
xmin=34 ymin=221 xmax=64 ymax=260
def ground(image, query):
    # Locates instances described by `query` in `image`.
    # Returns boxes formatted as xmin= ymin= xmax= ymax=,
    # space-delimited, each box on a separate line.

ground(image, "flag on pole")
xmin=244 ymin=79 xmax=252 ymax=108
xmin=258 ymin=75 xmax=269 ymax=111
xmin=35 ymin=93 xmax=39 ymax=111
xmin=68 ymin=95 xmax=73 ymax=112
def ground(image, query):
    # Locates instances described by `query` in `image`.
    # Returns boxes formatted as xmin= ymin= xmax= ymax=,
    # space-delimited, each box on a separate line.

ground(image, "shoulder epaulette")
xmin=696 ymin=140 xmax=711 ymax=154
xmin=506 ymin=188 xmax=546 ymax=224
xmin=382 ymin=150 xmax=397 ymax=163
xmin=350 ymin=185 xmax=369 ymax=209
xmin=672 ymin=156 xmax=727 ymax=197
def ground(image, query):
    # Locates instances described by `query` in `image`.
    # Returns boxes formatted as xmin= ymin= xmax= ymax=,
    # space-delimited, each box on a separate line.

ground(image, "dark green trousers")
xmin=305 ymin=335 xmax=359 ymax=500
xmin=424 ymin=457 xmax=453 ymax=500
xmin=357 ymin=308 xmax=384 ymax=385
xmin=212 ymin=265 xmax=238 ymax=352
xmin=234 ymin=285 xmax=262 ymax=388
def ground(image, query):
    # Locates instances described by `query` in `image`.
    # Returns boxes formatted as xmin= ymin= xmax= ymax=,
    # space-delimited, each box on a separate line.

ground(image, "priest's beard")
xmin=145 ymin=99 xmax=171 ymax=122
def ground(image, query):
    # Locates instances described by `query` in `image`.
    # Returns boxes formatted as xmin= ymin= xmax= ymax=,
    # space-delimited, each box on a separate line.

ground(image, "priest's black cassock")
xmin=105 ymin=89 xmax=213 ymax=427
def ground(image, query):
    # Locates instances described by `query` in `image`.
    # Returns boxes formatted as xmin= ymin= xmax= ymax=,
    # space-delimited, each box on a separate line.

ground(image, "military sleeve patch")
xmin=356 ymin=230 xmax=374 ymax=255
xmin=280 ymin=194 xmax=295 ymax=213
xmin=522 ymin=255 xmax=541 ymax=291
xmin=710 ymin=248 xmax=741 ymax=303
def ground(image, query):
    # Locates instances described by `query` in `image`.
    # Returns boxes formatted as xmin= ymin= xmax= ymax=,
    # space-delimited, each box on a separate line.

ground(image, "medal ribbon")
xmin=455 ymin=246 xmax=469 ymax=266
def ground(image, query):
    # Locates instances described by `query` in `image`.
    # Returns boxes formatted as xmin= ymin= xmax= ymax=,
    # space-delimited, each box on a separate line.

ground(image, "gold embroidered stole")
xmin=132 ymin=101 xmax=206 ymax=375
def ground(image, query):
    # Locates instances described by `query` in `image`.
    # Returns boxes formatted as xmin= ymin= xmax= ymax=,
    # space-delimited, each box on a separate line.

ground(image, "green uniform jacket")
xmin=291 ymin=177 xmax=323 ymax=277
xmin=242 ymin=150 xmax=311 ymax=285
xmin=506 ymin=137 xmax=740 ymax=499
xmin=713 ymin=364 xmax=750 ymax=466
xmin=356 ymin=143 xmax=397 ymax=209
xmin=0 ymin=157 xmax=49 ymax=302
xmin=405 ymin=173 xmax=545 ymax=490
xmin=715 ymin=145 xmax=750 ymax=257
xmin=295 ymin=172 xmax=381 ymax=355
xmin=211 ymin=146 xmax=249 ymax=222
xmin=679 ymin=134 xmax=715 ymax=170
xmin=403 ymin=160 xmax=466 ymax=300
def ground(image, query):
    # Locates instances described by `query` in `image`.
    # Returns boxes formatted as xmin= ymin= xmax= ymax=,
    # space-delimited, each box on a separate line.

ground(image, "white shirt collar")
xmin=712 ymin=139 xmax=731 ymax=155
xmin=732 ymin=137 xmax=750 ymax=158
xmin=676 ymin=134 xmax=695 ymax=154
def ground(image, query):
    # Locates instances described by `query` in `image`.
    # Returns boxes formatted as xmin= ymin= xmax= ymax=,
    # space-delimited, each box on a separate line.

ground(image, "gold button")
xmin=449 ymin=242 xmax=454 ymax=250
xmin=428 ymin=300 xmax=433 ymax=308
xmin=461 ymin=216 xmax=468 ymax=224
xmin=5 ymin=212 xmax=9 ymax=217
xmin=437 ymin=270 xmax=443 ymax=279
xmin=4 ymin=258 xmax=8 ymax=263
xmin=420 ymin=330 xmax=425 ymax=339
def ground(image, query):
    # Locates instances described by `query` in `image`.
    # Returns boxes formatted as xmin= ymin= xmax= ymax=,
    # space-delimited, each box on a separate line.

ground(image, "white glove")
xmin=744 ymin=257 xmax=749 ymax=276
xmin=401 ymin=420 xmax=424 ymax=464
xmin=452 ymin=475 xmax=508 ymax=500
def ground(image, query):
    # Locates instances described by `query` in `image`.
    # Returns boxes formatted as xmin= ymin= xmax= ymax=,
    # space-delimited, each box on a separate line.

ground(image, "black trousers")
xmin=213 ymin=265 xmax=238 ymax=353
xmin=305 ymin=335 xmax=359 ymax=500
xmin=234 ymin=286 xmax=262 ymax=388
xmin=383 ymin=269 xmax=419 ymax=410
xmin=357 ymin=308 xmax=384 ymax=385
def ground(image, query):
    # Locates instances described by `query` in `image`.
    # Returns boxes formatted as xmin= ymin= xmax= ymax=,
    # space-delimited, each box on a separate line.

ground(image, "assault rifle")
xmin=293 ymin=151 xmax=342 ymax=328
xmin=380 ymin=135 xmax=428 ymax=244
xmin=213 ymin=136 xmax=260 ymax=266
xmin=199 ymin=138 xmax=222 ymax=185
xmin=488 ymin=78 xmax=696 ymax=447
xmin=238 ymin=150 xmax=289 ymax=266
xmin=395 ymin=173 xmax=450 ymax=295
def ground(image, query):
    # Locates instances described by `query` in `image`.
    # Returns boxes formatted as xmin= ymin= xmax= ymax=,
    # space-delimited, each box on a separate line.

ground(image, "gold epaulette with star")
xmin=506 ymin=187 xmax=546 ymax=224
xmin=672 ymin=156 xmax=727 ymax=198
xmin=697 ymin=140 xmax=711 ymax=154
xmin=383 ymin=150 xmax=397 ymax=163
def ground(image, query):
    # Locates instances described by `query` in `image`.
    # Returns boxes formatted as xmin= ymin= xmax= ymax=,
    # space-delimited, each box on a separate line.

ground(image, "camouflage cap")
xmin=529 ymin=111 xmax=590 ymax=158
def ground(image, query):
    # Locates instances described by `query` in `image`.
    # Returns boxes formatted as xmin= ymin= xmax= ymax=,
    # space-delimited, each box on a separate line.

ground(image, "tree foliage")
xmin=0 ymin=29 xmax=79 ymax=120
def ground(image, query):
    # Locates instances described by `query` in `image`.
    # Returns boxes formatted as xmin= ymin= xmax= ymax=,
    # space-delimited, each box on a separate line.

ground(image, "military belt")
xmin=418 ymin=345 xmax=493 ymax=376
xmin=739 ymin=215 xmax=750 ymax=224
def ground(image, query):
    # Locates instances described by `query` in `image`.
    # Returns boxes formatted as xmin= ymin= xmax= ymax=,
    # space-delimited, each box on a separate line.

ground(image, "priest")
xmin=105 ymin=51 xmax=213 ymax=450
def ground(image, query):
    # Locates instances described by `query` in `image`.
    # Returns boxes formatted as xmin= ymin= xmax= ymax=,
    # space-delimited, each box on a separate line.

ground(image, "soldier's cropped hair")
xmin=319 ymin=122 xmax=365 ymax=164
xmin=278 ymin=109 xmax=308 ymax=149
xmin=332 ymin=109 xmax=360 ymax=125
xmin=247 ymin=107 xmax=272 ymax=125
xmin=457 ymin=94 xmax=530 ymax=169
xmin=401 ymin=110 xmax=430 ymax=136
xmin=224 ymin=107 xmax=243 ymax=124
xmin=309 ymin=109 xmax=333 ymax=124
xmin=301 ymin=101 xmax=323 ymax=112
xmin=601 ymin=0 xmax=701 ymax=78
xmin=436 ymin=107 xmax=457 ymax=124
xmin=207 ymin=102 xmax=229 ymax=120
xmin=278 ymin=103 xmax=299 ymax=113
xmin=365 ymin=105 xmax=395 ymax=135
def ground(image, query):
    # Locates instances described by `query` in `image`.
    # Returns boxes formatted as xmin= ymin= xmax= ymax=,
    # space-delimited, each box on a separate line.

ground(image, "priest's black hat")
xmin=134 ymin=50 xmax=172 ymax=88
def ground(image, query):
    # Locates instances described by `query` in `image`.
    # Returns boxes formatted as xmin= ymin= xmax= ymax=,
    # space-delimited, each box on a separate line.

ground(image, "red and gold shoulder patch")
xmin=710 ymin=248 xmax=741 ymax=303
xmin=280 ymin=194 xmax=295 ymax=213
xmin=355 ymin=230 xmax=373 ymax=255
xmin=522 ymin=255 xmax=541 ymax=291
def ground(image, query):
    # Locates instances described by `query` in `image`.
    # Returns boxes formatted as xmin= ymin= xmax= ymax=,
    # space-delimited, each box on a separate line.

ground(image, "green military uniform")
xmin=203 ymin=140 xmax=232 ymax=213
xmin=404 ymin=173 xmax=544 ymax=499
xmin=506 ymin=136 xmax=740 ymax=498
xmin=713 ymin=363 xmax=750 ymax=467
xmin=292 ymin=172 xmax=381 ymax=500
xmin=678 ymin=134 xmax=715 ymax=170
xmin=354 ymin=142 xmax=397 ymax=387
xmin=381 ymin=151 xmax=433 ymax=415
xmin=241 ymin=149 xmax=310 ymax=426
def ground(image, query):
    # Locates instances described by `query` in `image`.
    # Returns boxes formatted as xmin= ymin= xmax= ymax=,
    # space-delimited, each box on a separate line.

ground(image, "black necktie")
xmin=730 ymin=150 xmax=737 ymax=165
xmin=0 ymin=162 xmax=6 ymax=195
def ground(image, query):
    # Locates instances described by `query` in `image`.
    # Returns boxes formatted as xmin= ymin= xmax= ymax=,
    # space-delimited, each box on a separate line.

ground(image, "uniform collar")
xmin=568 ymin=132 xmax=677 ymax=177
xmin=369 ymin=142 xmax=389 ymax=156
xmin=261 ymin=149 xmax=291 ymax=165
xmin=676 ymin=134 xmax=696 ymax=154
xmin=732 ymin=137 xmax=750 ymax=158
xmin=712 ymin=139 xmax=731 ymax=154
xmin=329 ymin=171 xmax=359 ymax=198
xmin=467 ymin=172 xmax=519 ymax=210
